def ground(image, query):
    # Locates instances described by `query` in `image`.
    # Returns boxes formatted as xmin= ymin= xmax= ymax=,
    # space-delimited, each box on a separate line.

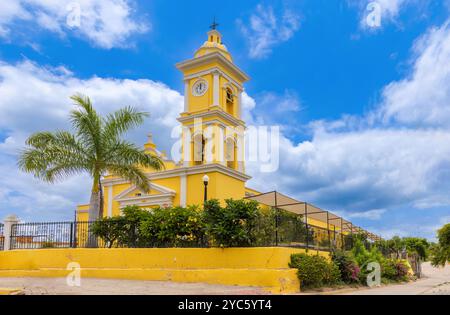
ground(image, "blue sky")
xmin=0 ymin=0 xmax=449 ymax=240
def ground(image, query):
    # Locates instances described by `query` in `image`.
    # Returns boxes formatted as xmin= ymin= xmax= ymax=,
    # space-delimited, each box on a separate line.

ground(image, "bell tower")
xmin=176 ymin=25 xmax=250 ymax=173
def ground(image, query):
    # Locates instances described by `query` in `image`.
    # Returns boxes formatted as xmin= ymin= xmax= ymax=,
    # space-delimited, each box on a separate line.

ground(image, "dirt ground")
xmin=0 ymin=262 xmax=448 ymax=295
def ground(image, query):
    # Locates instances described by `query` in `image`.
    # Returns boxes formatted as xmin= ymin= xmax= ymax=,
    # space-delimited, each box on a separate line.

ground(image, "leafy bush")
xmin=289 ymin=253 xmax=341 ymax=289
xmin=119 ymin=205 xmax=154 ymax=247
xmin=140 ymin=205 xmax=205 ymax=247
xmin=203 ymin=199 xmax=259 ymax=247
xmin=91 ymin=216 xmax=127 ymax=248
xmin=381 ymin=259 xmax=397 ymax=280
xmin=331 ymin=249 xmax=360 ymax=283
xmin=395 ymin=260 xmax=410 ymax=280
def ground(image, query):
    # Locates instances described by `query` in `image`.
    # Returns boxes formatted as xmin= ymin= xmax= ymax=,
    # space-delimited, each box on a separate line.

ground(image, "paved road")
xmin=1 ymin=262 xmax=448 ymax=295
xmin=0 ymin=277 xmax=267 ymax=295
xmin=341 ymin=262 xmax=450 ymax=295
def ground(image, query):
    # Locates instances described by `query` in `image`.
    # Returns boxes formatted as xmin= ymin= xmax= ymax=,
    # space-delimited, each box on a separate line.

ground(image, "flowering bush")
xmin=331 ymin=249 xmax=360 ymax=284
xmin=395 ymin=260 xmax=410 ymax=280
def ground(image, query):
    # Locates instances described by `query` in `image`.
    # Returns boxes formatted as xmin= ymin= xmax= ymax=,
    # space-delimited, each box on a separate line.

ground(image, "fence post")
xmin=69 ymin=222 xmax=74 ymax=248
xmin=3 ymin=215 xmax=19 ymax=251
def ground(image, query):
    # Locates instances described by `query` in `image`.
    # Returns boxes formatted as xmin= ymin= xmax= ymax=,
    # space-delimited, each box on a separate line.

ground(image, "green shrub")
xmin=395 ymin=260 xmax=410 ymax=280
xmin=203 ymin=199 xmax=259 ymax=247
xmin=140 ymin=205 xmax=205 ymax=247
xmin=331 ymin=249 xmax=360 ymax=283
xmin=119 ymin=205 xmax=154 ymax=247
xmin=289 ymin=253 xmax=341 ymax=289
xmin=91 ymin=216 xmax=127 ymax=248
xmin=381 ymin=259 xmax=397 ymax=280
xmin=380 ymin=259 xmax=410 ymax=281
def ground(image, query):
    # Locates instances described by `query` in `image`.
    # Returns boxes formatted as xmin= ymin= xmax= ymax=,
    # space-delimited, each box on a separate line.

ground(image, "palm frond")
xmin=106 ymin=163 xmax=150 ymax=192
xmin=103 ymin=106 xmax=149 ymax=141
xmin=18 ymin=131 xmax=91 ymax=182
xmin=69 ymin=94 xmax=103 ymax=157
xmin=104 ymin=140 xmax=164 ymax=171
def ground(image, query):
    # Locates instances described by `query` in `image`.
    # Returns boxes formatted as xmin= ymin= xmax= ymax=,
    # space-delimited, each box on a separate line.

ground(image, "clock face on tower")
xmin=192 ymin=79 xmax=208 ymax=96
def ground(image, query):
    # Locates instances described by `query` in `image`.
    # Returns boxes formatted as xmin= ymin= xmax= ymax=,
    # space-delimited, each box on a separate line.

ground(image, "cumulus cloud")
xmin=245 ymin=18 xmax=450 ymax=238
xmin=238 ymin=4 xmax=300 ymax=59
xmin=0 ymin=0 xmax=149 ymax=48
xmin=0 ymin=59 xmax=182 ymax=220
xmin=379 ymin=20 xmax=450 ymax=127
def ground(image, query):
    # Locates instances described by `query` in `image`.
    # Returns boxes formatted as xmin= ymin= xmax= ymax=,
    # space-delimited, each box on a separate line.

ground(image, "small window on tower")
xmin=226 ymin=88 xmax=234 ymax=115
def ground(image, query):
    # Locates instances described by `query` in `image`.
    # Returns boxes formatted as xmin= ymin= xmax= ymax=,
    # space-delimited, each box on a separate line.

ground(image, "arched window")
xmin=193 ymin=134 xmax=205 ymax=165
xmin=225 ymin=137 xmax=236 ymax=169
xmin=226 ymin=88 xmax=234 ymax=115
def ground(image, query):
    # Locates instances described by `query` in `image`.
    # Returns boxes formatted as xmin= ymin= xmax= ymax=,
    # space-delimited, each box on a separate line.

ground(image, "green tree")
xmin=403 ymin=237 xmax=429 ymax=260
xmin=431 ymin=223 xmax=450 ymax=267
xmin=18 ymin=94 xmax=163 ymax=222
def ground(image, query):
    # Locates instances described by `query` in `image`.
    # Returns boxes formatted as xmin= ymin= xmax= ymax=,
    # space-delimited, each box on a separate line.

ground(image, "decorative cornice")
xmin=177 ymin=109 xmax=245 ymax=127
xmin=102 ymin=163 xmax=251 ymax=186
xmin=114 ymin=183 xmax=176 ymax=200
xmin=176 ymin=52 xmax=250 ymax=83
xmin=116 ymin=193 xmax=174 ymax=209
xmin=182 ymin=67 xmax=243 ymax=92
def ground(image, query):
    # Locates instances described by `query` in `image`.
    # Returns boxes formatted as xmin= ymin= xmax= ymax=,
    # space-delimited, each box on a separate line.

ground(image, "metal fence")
xmin=9 ymin=221 xmax=106 ymax=250
xmin=6 ymin=217 xmax=357 ymax=251
xmin=0 ymin=223 xmax=4 ymax=250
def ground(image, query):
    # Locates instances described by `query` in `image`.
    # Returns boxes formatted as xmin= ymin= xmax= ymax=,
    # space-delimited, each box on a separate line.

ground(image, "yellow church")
xmin=77 ymin=27 xmax=259 ymax=220
xmin=75 ymin=27 xmax=380 ymax=243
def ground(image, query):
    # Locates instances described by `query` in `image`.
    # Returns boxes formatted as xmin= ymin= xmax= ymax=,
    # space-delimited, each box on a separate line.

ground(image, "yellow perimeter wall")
xmin=0 ymin=247 xmax=329 ymax=293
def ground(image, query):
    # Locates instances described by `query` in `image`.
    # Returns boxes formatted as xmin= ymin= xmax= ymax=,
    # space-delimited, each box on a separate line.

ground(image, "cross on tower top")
xmin=210 ymin=17 xmax=219 ymax=30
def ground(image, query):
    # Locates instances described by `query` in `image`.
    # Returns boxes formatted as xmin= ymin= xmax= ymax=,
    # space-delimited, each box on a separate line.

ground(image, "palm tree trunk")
xmin=87 ymin=174 xmax=101 ymax=248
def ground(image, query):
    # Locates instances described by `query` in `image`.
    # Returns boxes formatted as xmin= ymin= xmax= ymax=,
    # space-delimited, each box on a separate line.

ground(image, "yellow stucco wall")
xmin=0 ymin=248 xmax=330 ymax=293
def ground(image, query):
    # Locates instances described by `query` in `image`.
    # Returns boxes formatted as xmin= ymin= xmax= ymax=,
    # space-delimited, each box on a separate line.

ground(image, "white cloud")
xmin=0 ymin=0 xmax=149 ymax=49
xmin=238 ymin=4 xmax=300 ymax=59
xmin=0 ymin=59 xmax=182 ymax=220
xmin=379 ymin=21 xmax=450 ymax=127
xmin=246 ymin=18 xmax=450 ymax=223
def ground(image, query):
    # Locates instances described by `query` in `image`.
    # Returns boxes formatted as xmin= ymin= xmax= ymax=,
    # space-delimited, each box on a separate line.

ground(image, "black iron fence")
xmin=6 ymin=218 xmax=357 ymax=251
xmin=9 ymin=221 xmax=107 ymax=250
xmin=0 ymin=223 xmax=4 ymax=250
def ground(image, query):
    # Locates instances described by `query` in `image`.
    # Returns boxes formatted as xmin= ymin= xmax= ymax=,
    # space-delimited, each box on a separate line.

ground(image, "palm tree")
xmin=18 ymin=94 xmax=164 ymax=222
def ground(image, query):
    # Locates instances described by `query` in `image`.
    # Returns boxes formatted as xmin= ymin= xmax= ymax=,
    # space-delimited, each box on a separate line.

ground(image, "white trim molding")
xmin=107 ymin=185 xmax=113 ymax=217
xmin=176 ymin=52 xmax=250 ymax=83
xmin=177 ymin=109 xmax=245 ymax=128
xmin=116 ymin=193 xmax=175 ymax=209
xmin=213 ymin=71 xmax=220 ymax=106
xmin=180 ymin=174 xmax=187 ymax=207
xmin=102 ymin=163 xmax=251 ymax=187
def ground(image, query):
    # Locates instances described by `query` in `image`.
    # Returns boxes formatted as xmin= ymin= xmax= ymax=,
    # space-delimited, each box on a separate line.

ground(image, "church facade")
xmin=77 ymin=28 xmax=259 ymax=220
